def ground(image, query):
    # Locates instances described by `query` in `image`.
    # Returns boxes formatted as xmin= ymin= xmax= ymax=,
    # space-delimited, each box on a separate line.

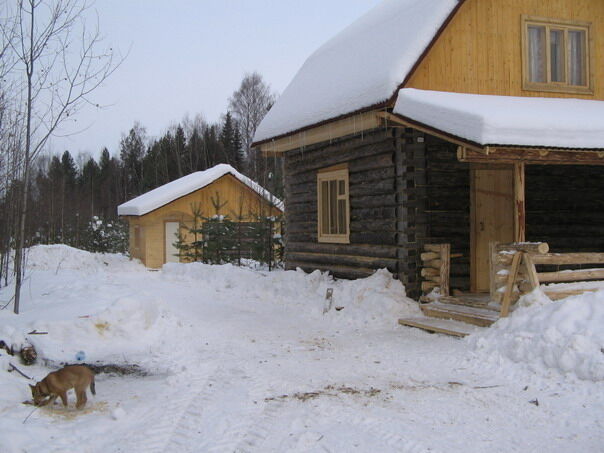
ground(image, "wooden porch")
xmin=399 ymin=242 xmax=604 ymax=336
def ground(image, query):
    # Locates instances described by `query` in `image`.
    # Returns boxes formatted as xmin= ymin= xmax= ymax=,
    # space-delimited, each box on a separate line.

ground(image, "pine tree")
xmin=120 ymin=124 xmax=146 ymax=198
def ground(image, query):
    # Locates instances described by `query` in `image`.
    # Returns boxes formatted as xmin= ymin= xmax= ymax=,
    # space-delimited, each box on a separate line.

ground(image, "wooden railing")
xmin=491 ymin=242 xmax=604 ymax=317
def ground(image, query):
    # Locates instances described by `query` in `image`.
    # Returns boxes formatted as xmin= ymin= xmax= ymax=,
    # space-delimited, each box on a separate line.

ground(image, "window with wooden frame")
xmin=317 ymin=165 xmax=349 ymax=243
xmin=522 ymin=16 xmax=592 ymax=94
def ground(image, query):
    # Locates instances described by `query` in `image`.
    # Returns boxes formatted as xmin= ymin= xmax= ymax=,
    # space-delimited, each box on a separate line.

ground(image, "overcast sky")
xmin=49 ymin=0 xmax=382 ymax=160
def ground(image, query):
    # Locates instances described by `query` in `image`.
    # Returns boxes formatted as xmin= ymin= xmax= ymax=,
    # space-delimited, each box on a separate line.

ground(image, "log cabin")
xmin=253 ymin=0 xmax=604 ymax=334
xmin=118 ymin=164 xmax=283 ymax=268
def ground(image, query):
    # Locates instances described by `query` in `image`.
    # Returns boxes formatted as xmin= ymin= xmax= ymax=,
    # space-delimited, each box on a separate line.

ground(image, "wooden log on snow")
xmin=537 ymin=268 xmax=604 ymax=283
xmin=531 ymin=252 xmax=604 ymax=266
xmin=496 ymin=242 xmax=549 ymax=254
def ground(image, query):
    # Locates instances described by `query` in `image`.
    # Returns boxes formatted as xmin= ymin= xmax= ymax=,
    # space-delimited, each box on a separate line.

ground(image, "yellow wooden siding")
xmin=123 ymin=174 xmax=282 ymax=268
xmin=406 ymin=0 xmax=604 ymax=100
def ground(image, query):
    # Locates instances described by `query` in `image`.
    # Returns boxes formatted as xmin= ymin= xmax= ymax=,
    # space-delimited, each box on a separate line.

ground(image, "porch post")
xmin=513 ymin=163 xmax=526 ymax=242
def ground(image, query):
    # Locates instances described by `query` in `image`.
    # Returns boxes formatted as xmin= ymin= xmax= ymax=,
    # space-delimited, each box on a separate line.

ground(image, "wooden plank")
xmin=500 ymin=252 xmax=522 ymax=317
xmin=398 ymin=317 xmax=477 ymax=337
xmin=259 ymin=111 xmax=382 ymax=154
xmin=531 ymin=252 xmax=604 ymax=265
xmin=513 ymin=163 xmax=526 ymax=242
xmin=522 ymin=253 xmax=540 ymax=291
xmin=421 ymin=302 xmax=497 ymax=327
xmin=440 ymin=243 xmax=451 ymax=296
xmin=537 ymin=268 xmax=604 ymax=283
xmin=459 ymin=147 xmax=604 ymax=165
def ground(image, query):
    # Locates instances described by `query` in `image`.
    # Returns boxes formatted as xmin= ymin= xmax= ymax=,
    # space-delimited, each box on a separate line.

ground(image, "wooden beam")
xmin=440 ymin=243 xmax=450 ymax=297
xmin=459 ymin=146 xmax=604 ymax=165
xmin=513 ymin=163 xmax=526 ymax=242
xmin=530 ymin=252 xmax=604 ymax=265
xmin=500 ymin=252 xmax=522 ymax=318
xmin=379 ymin=113 xmax=485 ymax=152
xmin=522 ymin=253 xmax=540 ymax=291
xmin=496 ymin=242 xmax=549 ymax=254
xmin=259 ymin=111 xmax=382 ymax=154
xmin=538 ymin=268 xmax=604 ymax=283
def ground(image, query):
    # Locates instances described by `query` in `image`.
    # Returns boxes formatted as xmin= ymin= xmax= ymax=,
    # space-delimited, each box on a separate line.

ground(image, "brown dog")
xmin=30 ymin=365 xmax=96 ymax=409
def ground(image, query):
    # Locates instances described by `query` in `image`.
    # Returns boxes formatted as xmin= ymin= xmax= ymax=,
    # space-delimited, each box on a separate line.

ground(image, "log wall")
xmin=526 ymin=165 xmax=604 ymax=252
xmin=283 ymin=128 xmax=399 ymax=280
xmin=397 ymin=130 xmax=472 ymax=296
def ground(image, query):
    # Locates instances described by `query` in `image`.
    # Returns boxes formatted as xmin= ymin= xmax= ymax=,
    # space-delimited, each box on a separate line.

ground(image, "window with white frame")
xmin=523 ymin=16 xmax=592 ymax=94
xmin=317 ymin=166 xmax=349 ymax=243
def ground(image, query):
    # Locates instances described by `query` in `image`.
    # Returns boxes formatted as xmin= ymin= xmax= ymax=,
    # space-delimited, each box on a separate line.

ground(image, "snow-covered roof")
xmin=117 ymin=164 xmax=284 ymax=216
xmin=253 ymin=0 xmax=459 ymax=144
xmin=393 ymin=89 xmax=604 ymax=149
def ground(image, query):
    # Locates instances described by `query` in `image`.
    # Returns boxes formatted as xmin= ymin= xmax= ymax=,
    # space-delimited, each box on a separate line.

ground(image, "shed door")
xmin=471 ymin=166 xmax=514 ymax=292
xmin=165 ymin=222 xmax=180 ymax=264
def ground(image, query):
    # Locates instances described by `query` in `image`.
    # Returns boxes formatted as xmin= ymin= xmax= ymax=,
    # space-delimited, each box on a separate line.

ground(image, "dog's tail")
xmin=90 ymin=376 xmax=96 ymax=395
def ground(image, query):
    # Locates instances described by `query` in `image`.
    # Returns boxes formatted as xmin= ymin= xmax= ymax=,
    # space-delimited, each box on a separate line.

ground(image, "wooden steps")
xmin=398 ymin=317 xmax=483 ymax=337
xmin=420 ymin=301 xmax=499 ymax=327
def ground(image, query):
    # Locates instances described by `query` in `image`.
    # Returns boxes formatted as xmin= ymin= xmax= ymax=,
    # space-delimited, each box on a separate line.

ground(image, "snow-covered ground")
xmin=1 ymin=245 xmax=603 ymax=453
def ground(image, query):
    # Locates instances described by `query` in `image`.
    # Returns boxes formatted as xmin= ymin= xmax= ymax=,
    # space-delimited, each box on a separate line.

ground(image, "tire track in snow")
xmin=113 ymin=367 xmax=215 ymax=453
xmin=162 ymin=366 xmax=242 ymax=452
xmin=318 ymin=409 xmax=434 ymax=453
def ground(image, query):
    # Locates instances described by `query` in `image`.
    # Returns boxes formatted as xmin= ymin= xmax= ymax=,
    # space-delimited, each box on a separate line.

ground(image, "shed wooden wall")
xmin=125 ymin=174 xmax=282 ymax=268
xmin=406 ymin=0 xmax=604 ymax=100
xmin=283 ymin=128 xmax=399 ymax=279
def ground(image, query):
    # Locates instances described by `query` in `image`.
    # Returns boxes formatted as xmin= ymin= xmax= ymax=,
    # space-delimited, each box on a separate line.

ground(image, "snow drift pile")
xmin=161 ymin=263 xmax=420 ymax=330
xmin=470 ymin=289 xmax=604 ymax=382
xmin=25 ymin=243 xmax=141 ymax=274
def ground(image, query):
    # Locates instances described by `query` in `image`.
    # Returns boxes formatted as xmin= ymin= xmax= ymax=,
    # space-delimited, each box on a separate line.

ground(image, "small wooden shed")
xmin=118 ymin=164 xmax=283 ymax=268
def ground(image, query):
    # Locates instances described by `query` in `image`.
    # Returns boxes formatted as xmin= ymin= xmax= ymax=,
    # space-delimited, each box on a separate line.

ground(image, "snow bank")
xmin=161 ymin=264 xmax=419 ymax=330
xmin=29 ymin=298 xmax=178 ymax=364
xmin=469 ymin=290 xmax=604 ymax=381
xmin=1 ymin=297 xmax=187 ymax=370
xmin=25 ymin=244 xmax=142 ymax=274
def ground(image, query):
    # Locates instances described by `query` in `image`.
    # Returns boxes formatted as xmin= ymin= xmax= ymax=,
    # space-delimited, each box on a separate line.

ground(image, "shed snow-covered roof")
xmin=393 ymin=89 xmax=604 ymax=149
xmin=117 ymin=164 xmax=284 ymax=216
xmin=253 ymin=0 xmax=459 ymax=144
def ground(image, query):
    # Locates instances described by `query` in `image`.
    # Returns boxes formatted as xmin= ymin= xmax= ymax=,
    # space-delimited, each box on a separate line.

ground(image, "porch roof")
xmin=393 ymin=89 xmax=604 ymax=149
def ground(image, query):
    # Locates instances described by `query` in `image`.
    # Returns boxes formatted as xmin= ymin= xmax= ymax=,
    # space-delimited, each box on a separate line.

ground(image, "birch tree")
xmin=228 ymin=72 xmax=275 ymax=161
xmin=7 ymin=0 xmax=120 ymax=314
